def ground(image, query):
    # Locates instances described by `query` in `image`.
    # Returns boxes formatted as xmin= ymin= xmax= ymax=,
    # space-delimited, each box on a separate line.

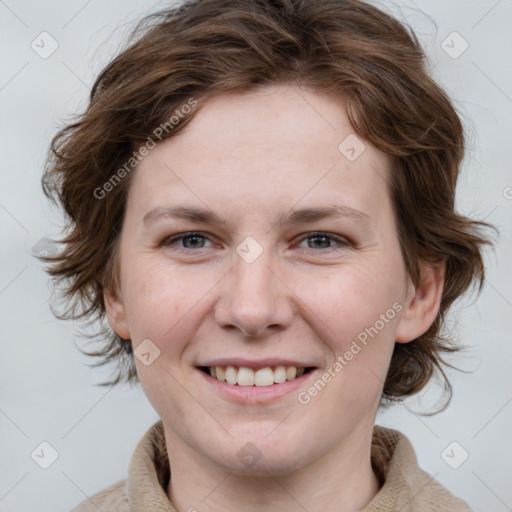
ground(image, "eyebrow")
xmin=143 ymin=204 xmax=371 ymax=229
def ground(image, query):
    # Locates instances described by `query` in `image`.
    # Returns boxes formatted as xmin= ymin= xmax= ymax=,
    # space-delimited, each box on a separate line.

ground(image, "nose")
xmin=214 ymin=246 xmax=294 ymax=338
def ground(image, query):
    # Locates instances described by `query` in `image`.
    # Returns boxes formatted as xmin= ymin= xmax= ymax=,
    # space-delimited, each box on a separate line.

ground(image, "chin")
xmin=223 ymin=451 xmax=308 ymax=477
xmin=212 ymin=433 xmax=312 ymax=477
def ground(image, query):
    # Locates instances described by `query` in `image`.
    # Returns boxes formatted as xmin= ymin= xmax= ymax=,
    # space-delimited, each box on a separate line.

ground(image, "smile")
xmin=199 ymin=365 xmax=316 ymax=386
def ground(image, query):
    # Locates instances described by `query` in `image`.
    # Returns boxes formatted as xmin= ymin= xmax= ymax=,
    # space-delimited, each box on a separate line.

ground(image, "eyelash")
xmin=161 ymin=231 xmax=350 ymax=252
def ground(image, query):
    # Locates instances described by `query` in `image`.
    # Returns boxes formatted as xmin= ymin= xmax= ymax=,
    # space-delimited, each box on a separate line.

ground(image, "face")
xmin=105 ymin=84 xmax=441 ymax=476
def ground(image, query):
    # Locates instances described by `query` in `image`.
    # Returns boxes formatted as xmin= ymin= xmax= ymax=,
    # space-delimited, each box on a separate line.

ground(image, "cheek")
xmin=121 ymin=259 xmax=203 ymax=339
xmin=294 ymin=253 xmax=405 ymax=399
xmin=122 ymin=262 xmax=198 ymax=412
xmin=300 ymin=260 xmax=402 ymax=342
xmin=296 ymin=267 xmax=401 ymax=424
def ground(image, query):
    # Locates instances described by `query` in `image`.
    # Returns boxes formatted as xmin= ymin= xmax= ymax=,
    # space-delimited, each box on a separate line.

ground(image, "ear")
xmin=104 ymin=283 xmax=131 ymax=340
xmin=395 ymin=259 xmax=445 ymax=344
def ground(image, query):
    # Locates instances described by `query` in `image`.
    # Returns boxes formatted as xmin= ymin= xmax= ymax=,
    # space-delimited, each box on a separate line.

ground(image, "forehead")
xmin=128 ymin=84 xmax=392 ymax=227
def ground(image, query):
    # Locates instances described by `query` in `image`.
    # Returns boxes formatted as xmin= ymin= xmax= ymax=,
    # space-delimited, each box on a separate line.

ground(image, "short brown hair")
xmin=41 ymin=0 xmax=495 ymax=407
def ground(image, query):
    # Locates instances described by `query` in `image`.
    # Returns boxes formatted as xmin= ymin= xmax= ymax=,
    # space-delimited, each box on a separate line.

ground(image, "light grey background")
xmin=1 ymin=0 xmax=511 ymax=511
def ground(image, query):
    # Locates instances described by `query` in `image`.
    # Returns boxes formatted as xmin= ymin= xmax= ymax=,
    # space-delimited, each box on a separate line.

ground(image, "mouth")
xmin=197 ymin=365 xmax=316 ymax=386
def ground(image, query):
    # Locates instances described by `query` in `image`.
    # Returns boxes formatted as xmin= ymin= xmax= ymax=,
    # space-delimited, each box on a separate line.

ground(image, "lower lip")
xmin=197 ymin=368 xmax=318 ymax=404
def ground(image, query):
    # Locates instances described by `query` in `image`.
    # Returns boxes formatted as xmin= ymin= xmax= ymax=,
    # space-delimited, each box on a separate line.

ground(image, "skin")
xmin=105 ymin=84 xmax=445 ymax=512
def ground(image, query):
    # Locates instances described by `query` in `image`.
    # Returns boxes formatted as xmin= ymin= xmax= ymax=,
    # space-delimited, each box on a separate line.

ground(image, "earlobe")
xmin=104 ymin=285 xmax=131 ymax=340
xmin=395 ymin=260 xmax=445 ymax=344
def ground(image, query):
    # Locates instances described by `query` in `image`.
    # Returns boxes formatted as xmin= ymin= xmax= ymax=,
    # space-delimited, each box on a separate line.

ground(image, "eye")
xmin=161 ymin=232 xmax=214 ymax=250
xmin=160 ymin=231 xmax=350 ymax=253
xmin=295 ymin=232 xmax=350 ymax=251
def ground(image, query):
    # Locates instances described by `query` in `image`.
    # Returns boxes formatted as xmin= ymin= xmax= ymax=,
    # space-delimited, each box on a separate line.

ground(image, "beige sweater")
xmin=72 ymin=420 xmax=472 ymax=511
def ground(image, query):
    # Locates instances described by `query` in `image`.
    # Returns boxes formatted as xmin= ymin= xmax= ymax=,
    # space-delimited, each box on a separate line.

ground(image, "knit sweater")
xmin=71 ymin=420 xmax=472 ymax=511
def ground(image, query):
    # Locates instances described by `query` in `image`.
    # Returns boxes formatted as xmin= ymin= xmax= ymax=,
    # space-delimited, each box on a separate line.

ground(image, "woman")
xmin=42 ymin=0 xmax=493 ymax=510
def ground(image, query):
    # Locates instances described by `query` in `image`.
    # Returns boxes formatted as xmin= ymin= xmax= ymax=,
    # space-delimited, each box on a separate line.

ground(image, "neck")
xmin=165 ymin=424 xmax=381 ymax=512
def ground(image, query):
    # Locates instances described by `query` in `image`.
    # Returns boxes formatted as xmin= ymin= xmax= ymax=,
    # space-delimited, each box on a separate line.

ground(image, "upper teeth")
xmin=208 ymin=366 xmax=306 ymax=386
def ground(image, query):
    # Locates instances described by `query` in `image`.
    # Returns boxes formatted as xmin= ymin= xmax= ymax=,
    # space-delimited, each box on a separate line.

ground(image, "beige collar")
xmin=125 ymin=420 xmax=471 ymax=511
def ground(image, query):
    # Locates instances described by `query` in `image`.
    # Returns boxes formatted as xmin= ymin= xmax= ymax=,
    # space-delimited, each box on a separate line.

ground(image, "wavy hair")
xmin=41 ymin=0 xmax=495 ymax=409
